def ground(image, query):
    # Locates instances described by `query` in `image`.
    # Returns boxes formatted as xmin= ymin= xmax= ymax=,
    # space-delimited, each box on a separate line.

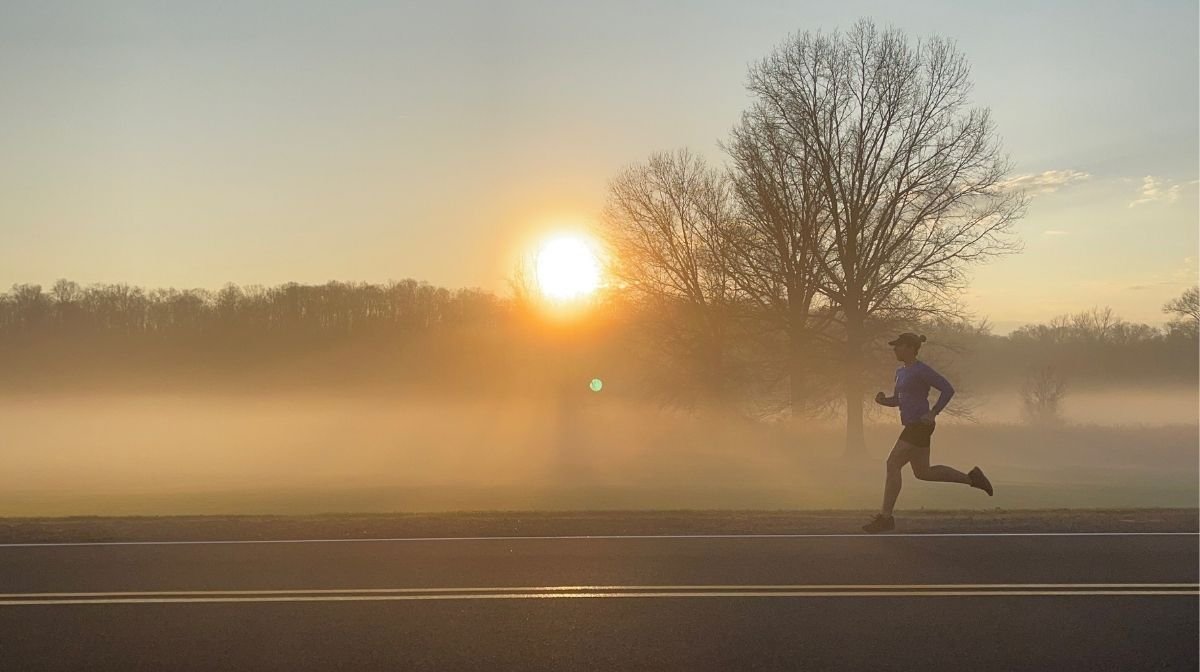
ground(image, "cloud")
xmin=1125 ymin=258 xmax=1199 ymax=293
xmin=999 ymin=169 xmax=1090 ymax=195
xmin=1128 ymin=175 xmax=1183 ymax=207
xmin=1128 ymin=282 xmax=1176 ymax=291
xmin=1174 ymin=256 xmax=1198 ymax=284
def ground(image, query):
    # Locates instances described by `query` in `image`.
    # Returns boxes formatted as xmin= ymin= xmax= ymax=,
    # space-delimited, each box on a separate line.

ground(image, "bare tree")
xmin=506 ymin=255 xmax=539 ymax=314
xmin=744 ymin=20 xmax=1026 ymax=453
xmin=1163 ymin=286 xmax=1199 ymax=339
xmin=600 ymin=149 xmax=741 ymax=404
xmin=725 ymin=103 xmax=840 ymax=416
xmin=1020 ymin=365 xmax=1068 ymax=426
xmin=7 ymin=284 xmax=51 ymax=333
xmin=1069 ymin=306 xmax=1119 ymax=343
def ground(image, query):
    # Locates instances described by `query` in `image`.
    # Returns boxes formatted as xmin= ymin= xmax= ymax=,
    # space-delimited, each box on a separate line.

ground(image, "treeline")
xmin=0 ymin=279 xmax=504 ymax=339
xmin=0 ymin=280 xmax=1194 ymax=398
xmin=944 ymin=306 xmax=1198 ymax=389
xmin=0 ymin=279 xmax=545 ymax=394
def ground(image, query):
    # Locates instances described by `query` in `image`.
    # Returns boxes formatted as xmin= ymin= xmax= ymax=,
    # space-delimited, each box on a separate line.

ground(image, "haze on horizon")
xmin=1 ymin=0 xmax=1197 ymax=334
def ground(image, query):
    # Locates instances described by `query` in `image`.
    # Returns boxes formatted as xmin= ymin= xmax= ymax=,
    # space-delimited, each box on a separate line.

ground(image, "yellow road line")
xmin=2 ymin=584 xmax=1196 ymax=605
xmin=3 ymin=583 xmax=1197 ymax=598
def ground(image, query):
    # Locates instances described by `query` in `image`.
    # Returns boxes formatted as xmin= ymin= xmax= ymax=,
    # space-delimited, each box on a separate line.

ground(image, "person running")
xmin=862 ymin=332 xmax=993 ymax=534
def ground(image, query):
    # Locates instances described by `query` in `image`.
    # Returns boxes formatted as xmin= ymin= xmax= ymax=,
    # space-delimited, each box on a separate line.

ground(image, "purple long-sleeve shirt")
xmin=879 ymin=360 xmax=955 ymax=425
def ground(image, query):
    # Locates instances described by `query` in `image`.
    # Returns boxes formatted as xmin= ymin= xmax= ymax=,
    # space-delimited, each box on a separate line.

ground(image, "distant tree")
xmin=8 ymin=284 xmax=51 ymax=333
xmin=1069 ymin=306 xmax=1119 ymax=343
xmin=1019 ymin=365 xmax=1068 ymax=426
xmin=50 ymin=279 xmax=82 ymax=305
xmin=1163 ymin=286 xmax=1199 ymax=340
xmin=506 ymin=255 xmax=539 ymax=316
xmin=1010 ymin=307 xmax=1164 ymax=346
xmin=50 ymin=279 xmax=85 ymax=331
xmin=214 ymin=283 xmax=244 ymax=335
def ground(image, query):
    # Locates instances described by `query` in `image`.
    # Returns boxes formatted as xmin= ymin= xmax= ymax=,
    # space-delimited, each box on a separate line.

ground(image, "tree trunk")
xmin=788 ymin=328 xmax=809 ymax=418
xmin=786 ymin=292 xmax=817 ymax=419
xmin=843 ymin=312 xmax=867 ymax=456
xmin=844 ymin=375 xmax=866 ymax=455
xmin=701 ymin=310 xmax=726 ymax=403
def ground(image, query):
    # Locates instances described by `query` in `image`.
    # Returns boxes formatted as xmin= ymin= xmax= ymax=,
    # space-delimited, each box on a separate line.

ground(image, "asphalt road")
xmin=0 ymin=526 xmax=1196 ymax=670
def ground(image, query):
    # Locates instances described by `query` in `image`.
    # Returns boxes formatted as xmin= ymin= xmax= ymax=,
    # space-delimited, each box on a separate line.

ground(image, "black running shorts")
xmin=898 ymin=422 xmax=935 ymax=448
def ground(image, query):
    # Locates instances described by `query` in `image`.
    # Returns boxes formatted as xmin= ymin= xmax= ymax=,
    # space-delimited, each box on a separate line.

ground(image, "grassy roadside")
xmin=1 ymin=508 xmax=1195 ymax=543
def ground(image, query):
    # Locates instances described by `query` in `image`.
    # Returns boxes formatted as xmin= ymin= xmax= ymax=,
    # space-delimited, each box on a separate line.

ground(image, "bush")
xmin=1020 ymin=365 xmax=1068 ymax=426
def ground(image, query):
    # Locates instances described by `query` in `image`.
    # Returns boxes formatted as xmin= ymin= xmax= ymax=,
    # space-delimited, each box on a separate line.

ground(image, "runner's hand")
xmin=874 ymin=392 xmax=887 ymax=404
xmin=919 ymin=411 xmax=936 ymax=425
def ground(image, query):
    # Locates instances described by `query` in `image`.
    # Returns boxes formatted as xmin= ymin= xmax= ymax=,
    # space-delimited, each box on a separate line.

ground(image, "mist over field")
xmin=1 ymin=386 xmax=1195 ymax=517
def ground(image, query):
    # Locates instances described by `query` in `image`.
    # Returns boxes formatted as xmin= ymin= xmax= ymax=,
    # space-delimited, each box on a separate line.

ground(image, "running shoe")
xmin=968 ymin=466 xmax=994 ymax=496
xmin=862 ymin=514 xmax=895 ymax=534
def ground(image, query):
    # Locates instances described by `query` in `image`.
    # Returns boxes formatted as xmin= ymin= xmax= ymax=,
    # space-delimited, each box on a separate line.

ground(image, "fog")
xmin=2 ymin=386 xmax=1195 ymax=516
xmin=955 ymin=386 xmax=1200 ymax=426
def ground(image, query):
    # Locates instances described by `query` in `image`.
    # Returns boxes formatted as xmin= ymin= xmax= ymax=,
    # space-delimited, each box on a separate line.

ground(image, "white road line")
xmin=4 ymin=583 xmax=1197 ymax=598
xmin=3 ymin=587 xmax=1197 ymax=606
xmin=0 ymin=531 xmax=1195 ymax=548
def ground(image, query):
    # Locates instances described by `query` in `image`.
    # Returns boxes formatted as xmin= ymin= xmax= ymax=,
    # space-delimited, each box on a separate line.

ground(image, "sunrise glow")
xmin=534 ymin=234 xmax=602 ymax=301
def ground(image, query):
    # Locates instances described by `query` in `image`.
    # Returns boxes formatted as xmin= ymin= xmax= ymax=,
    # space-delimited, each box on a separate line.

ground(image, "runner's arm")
xmin=921 ymin=365 xmax=955 ymax=415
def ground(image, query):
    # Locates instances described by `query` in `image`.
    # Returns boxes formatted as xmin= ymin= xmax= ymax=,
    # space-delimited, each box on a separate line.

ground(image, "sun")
xmin=534 ymin=233 xmax=602 ymax=301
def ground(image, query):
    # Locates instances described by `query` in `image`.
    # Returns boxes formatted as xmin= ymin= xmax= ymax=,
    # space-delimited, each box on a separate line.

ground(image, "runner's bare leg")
xmin=908 ymin=445 xmax=971 ymax=484
xmin=882 ymin=440 xmax=916 ymax=516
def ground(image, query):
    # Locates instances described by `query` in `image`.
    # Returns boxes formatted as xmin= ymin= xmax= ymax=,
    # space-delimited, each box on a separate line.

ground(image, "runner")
xmin=862 ymin=333 xmax=993 ymax=534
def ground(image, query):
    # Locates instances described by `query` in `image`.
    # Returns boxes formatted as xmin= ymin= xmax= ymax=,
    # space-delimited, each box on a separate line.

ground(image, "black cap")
xmin=888 ymin=332 xmax=926 ymax=347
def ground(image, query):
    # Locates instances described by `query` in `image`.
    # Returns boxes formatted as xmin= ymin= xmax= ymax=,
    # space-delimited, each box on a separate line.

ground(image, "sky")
xmin=1 ymin=0 xmax=1196 ymax=334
